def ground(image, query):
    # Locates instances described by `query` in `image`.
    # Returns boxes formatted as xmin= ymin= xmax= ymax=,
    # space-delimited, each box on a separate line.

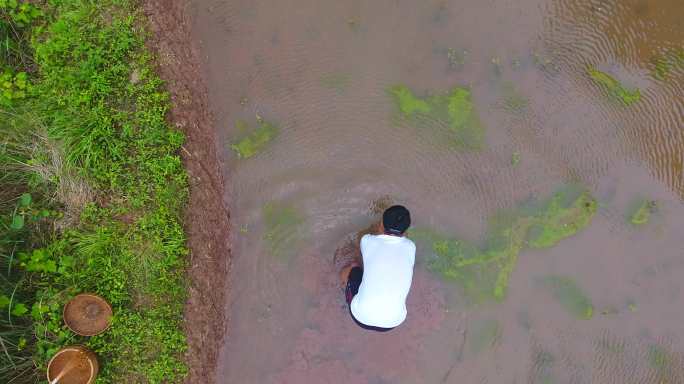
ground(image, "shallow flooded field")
xmin=191 ymin=0 xmax=684 ymax=382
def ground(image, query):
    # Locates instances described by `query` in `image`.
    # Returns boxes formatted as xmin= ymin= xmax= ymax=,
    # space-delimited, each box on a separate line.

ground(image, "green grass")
xmin=1 ymin=1 xmax=190 ymax=383
xmin=389 ymin=85 xmax=431 ymax=116
xmin=526 ymin=189 xmax=597 ymax=248
xmin=409 ymin=187 xmax=597 ymax=304
xmin=587 ymin=67 xmax=641 ymax=106
xmin=388 ymin=84 xmax=485 ymax=150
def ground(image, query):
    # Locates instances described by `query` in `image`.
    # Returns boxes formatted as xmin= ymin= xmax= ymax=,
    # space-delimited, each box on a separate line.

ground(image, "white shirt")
xmin=350 ymin=234 xmax=416 ymax=328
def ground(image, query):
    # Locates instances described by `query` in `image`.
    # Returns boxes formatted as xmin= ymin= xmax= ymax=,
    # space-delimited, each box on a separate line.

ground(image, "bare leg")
xmin=340 ymin=261 xmax=360 ymax=286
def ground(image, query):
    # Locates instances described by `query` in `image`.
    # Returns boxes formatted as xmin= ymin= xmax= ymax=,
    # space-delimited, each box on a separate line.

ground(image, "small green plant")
xmin=389 ymin=85 xmax=431 ymax=116
xmin=511 ymin=151 xmax=521 ymax=166
xmin=1 ymin=0 xmax=43 ymax=71
xmin=0 ymin=1 xmax=43 ymax=27
xmin=0 ymin=69 xmax=28 ymax=106
xmin=540 ymin=275 xmax=593 ymax=319
xmin=230 ymin=118 xmax=278 ymax=159
xmin=587 ymin=67 xmax=641 ymax=106
xmin=628 ymin=199 xmax=657 ymax=225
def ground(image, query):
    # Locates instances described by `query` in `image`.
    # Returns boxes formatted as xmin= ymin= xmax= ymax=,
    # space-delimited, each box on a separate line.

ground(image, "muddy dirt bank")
xmin=142 ymin=1 xmax=229 ymax=383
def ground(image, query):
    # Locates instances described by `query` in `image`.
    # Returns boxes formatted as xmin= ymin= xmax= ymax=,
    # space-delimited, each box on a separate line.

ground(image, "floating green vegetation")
xmin=230 ymin=117 xmax=278 ymax=159
xmin=410 ymin=187 xmax=597 ymax=303
xmin=540 ymin=275 xmax=593 ymax=319
xmin=628 ymin=199 xmax=657 ymax=226
xmin=262 ymin=202 xmax=305 ymax=260
xmin=320 ymin=72 xmax=351 ymax=92
xmin=587 ymin=67 xmax=641 ymax=106
xmin=526 ymin=190 xmax=597 ymax=249
xmin=651 ymin=49 xmax=684 ymax=81
xmin=409 ymin=228 xmax=504 ymax=302
xmin=388 ymin=84 xmax=484 ymax=149
xmin=469 ymin=318 xmax=501 ymax=354
xmin=389 ymin=85 xmax=431 ymax=116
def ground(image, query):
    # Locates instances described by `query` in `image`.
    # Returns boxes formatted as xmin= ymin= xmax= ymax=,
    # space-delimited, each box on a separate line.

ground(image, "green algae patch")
xmin=262 ymin=202 xmax=305 ymax=260
xmin=627 ymin=199 xmax=657 ymax=226
xmin=411 ymin=187 xmax=597 ymax=303
xmin=587 ymin=68 xmax=641 ymax=106
xmin=388 ymin=84 xmax=485 ymax=149
xmin=541 ymin=276 xmax=593 ymax=319
xmin=410 ymin=228 xmax=506 ymax=303
xmin=446 ymin=87 xmax=474 ymax=128
xmin=389 ymin=85 xmax=431 ymax=116
xmin=526 ymin=189 xmax=597 ymax=249
xmin=230 ymin=118 xmax=278 ymax=159
xmin=468 ymin=318 xmax=501 ymax=354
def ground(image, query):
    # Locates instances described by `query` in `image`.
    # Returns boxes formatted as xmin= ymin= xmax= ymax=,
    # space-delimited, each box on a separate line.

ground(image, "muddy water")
xmin=191 ymin=0 xmax=684 ymax=382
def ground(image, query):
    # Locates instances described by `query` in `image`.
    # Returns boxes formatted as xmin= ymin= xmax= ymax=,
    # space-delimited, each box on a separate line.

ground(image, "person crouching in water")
xmin=341 ymin=205 xmax=415 ymax=332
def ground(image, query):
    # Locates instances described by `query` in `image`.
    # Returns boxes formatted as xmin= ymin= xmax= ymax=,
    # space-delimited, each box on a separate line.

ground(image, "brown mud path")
xmin=143 ymin=1 xmax=230 ymax=383
xmin=143 ymin=0 xmax=684 ymax=383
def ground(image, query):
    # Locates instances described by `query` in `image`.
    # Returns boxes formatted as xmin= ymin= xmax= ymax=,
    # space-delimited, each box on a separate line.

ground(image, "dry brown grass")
xmin=26 ymin=131 xmax=94 ymax=228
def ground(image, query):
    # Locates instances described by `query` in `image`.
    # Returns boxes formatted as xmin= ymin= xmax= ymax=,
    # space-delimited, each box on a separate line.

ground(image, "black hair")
xmin=383 ymin=205 xmax=411 ymax=235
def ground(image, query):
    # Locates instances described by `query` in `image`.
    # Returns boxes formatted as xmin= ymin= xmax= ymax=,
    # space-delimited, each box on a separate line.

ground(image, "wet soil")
xmin=142 ymin=1 xmax=231 ymax=383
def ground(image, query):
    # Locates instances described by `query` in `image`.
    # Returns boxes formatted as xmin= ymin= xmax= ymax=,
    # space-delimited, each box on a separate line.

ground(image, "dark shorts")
xmin=345 ymin=266 xmax=395 ymax=333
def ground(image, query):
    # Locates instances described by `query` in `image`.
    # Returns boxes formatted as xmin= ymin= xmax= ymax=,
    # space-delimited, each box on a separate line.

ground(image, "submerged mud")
xmin=190 ymin=0 xmax=684 ymax=382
